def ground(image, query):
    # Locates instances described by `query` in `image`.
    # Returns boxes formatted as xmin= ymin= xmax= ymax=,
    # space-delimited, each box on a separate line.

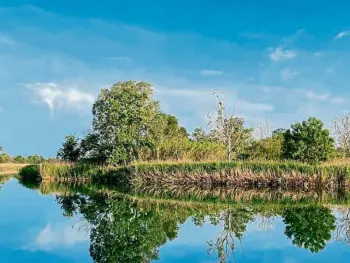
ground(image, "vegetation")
xmin=53 ymin=81 xmax=341 ymax=170
xmin=282 ymin=117 xmax=335 ymax=164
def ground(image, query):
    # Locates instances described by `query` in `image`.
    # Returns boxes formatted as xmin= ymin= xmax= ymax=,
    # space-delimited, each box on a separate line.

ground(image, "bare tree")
xmin=207 ymin=91 xmax=252 ymax=161
xmin=332 ymin=114 xmax=350 ymax=156
xmin=255 ymin=120 xmax=273 ymax=140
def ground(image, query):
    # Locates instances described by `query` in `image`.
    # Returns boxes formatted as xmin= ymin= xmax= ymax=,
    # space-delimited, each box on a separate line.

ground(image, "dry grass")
xmin=323 ymin=158 xmax=350 ymax=167
xmin=0 ymin=163 xmax=28 ymax=175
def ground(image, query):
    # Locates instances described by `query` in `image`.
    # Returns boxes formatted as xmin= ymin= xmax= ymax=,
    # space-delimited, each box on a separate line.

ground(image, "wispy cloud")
xmin=235 ymin=100 xmax=274 ymax=112
xmin=105 ymin=56 xmax=131 ymax=60
xmin=295 ymin=89 xmax=330 ymax=101
xmin=0 ymin=33 xmax=16 ymax=46
xmin=31 ymin=223 xmax=89 ymax=251
xmin=331 ymin=97 xmax=346 ymax=104
xmin=26 ymin=82 xmax=95 ymax=113
xmin=199 ymin=69 xmax=224 ymax=76
xmin=281 ymin=68 xmax=299 ymax=80
xmin=269 ymin=47 xmax=297 ymax=61
xmin=335 ymin=31 xmax=350 ymax=39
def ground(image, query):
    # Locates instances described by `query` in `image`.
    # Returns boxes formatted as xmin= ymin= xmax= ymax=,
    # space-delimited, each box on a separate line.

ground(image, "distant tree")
xmin=332 ymin=114 xmax=350 ymax=156
xmin=57 ymin=135 xmax=81 ymax=162
xmin=14 ymin=155 xmax=26 ymax=163
xmin=27 ymin=155 xmax=45 ymax=164
xmin=282 ymin=117 xmax=335 ymax=164
xmin=208 ymin=91 xmax=253 ymax=161
xmin=250 ymin=128 xmax=285 ymax=160
xmin=192 ymin=127 xmax=208 ymax=142
xmin=0 ymin=153 xmax=12 ymax=163
xmin=91 ymin=81 xmax=160 ymax=165
xmin=255 ymin=120 xmax=273 ymax=140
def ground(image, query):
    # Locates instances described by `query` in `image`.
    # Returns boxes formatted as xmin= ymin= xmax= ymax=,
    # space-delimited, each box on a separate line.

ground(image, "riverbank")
xmin=0 ymin=163 xmax=28 ymax=175
xmin=18 ymin=161 xmax=350 ymax=188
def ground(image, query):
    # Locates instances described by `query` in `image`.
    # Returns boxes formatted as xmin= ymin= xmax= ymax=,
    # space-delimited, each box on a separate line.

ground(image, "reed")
xmin=17 ymin=160 xmax=350 ymax=187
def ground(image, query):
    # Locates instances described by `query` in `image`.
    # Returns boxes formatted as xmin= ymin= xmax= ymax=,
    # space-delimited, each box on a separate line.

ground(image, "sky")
xmin=1 ymin=1 xmax=350 ymax=156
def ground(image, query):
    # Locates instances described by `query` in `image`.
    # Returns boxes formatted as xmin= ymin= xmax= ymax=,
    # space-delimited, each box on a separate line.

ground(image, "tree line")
xmin=0 ymin=146 xmax=47 ymax=164
xmin=53 ymin=80 xmax=347 ymax=165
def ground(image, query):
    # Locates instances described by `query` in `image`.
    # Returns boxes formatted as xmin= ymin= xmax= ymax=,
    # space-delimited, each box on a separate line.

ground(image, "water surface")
xmin=1 ymin=177 xmax=350 ymax=262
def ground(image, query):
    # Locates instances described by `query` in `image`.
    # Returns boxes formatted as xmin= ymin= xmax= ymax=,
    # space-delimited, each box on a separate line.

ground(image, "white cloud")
xmin=269 ymin=47 xmax=297 ymax=61
xmin=235 ymin=100 xmax=274 ymax=112
xmin=335 ymin=31 xmax=350 ymax=39
xmin=331 ymin=97 xmax=346 ymax=104
xmin=295 ymin=89 xmax=329 ymax=100
xmin=314 ymin=52 xmax=323 ymax=57
xmin=0 ymin=33 xmax=16 ymax=46
xmin=281 ymin=68 xmax=299 ymax=80
xmin=34 ymin=223 xmax=89 ymax=251
xmin=26 ymin=82 xmax=95 ymax=112
xmin=199 ymin=69 xmax=224 ymax=76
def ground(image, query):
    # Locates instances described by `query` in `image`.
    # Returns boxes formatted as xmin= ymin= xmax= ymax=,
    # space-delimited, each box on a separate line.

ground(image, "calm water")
xmin=1 ymin=177 xmax=350 ymax=263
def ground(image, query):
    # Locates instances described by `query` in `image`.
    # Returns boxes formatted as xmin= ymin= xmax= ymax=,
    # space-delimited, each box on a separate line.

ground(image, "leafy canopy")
xmin=282 ymin=117 xmax=335 ymax=164
xmin=91 ymin=81 xmax=160 ymax=165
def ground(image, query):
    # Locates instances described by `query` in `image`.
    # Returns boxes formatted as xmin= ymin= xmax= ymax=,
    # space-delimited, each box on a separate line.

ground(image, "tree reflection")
xmin=56 ymin=192 xmax=192 ymax=263
xmin=283 ymin=206 xmax=336 ymax=253
xmin=39 ymin=182 xmax=347 ymax=262
xmin=335 ymin=208 xmax=350 ymax=245
xmin=207 ymin=206 xmax=254 ymax=263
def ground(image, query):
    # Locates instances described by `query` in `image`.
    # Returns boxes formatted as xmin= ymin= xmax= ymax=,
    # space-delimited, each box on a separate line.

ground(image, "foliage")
xmin=283 ymin=206 xmax=336 ymax=253
xmin=282 ymin=117 xmax=335 ymax=164
xmin=19 ymin=165 xmax=41 ymax=179
xmin=208 ymin=92 xmax=253 ymax=161
xmin=0 ymin=153 xmax=12 ymax=163
xmin=143 ymin=113 xmax=191 ymax=161
xmin=249 ymin=129 xmax=285 ymax=160
xmin=27 ymin=155 xmax=45 ymax=164
xmin=14 ymin=155 xmax=26 ymax=163
xmin=91 ymin=81 xmax=160 ymax=165
xmin=57 ymin=135 xmax=81 ymax=162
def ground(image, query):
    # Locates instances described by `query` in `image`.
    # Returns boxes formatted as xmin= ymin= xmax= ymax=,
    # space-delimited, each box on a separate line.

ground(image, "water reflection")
xmin=17 ymin=178 xmax=350 ymax=262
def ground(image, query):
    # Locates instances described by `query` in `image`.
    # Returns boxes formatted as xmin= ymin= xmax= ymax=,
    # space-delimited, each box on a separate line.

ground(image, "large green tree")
xmin=282 ymin=117 xmax=335 ymax=164
xmin=91 ymin=81 xmax=160 ymax=165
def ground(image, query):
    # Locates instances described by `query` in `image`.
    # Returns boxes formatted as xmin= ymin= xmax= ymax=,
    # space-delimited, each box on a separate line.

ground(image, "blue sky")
xmin=1 ymin=1 xmax=350 ymax=156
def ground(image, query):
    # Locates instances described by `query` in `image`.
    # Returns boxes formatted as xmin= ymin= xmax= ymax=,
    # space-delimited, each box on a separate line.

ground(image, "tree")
xmin=332 ymin=114 xmax=350 ymax=156
xmin=283 ymin=206 xmax=335 ymax=253
xmin=27 ymin=155 xmax=45 ymax=164
xmin=57 ymin=135 xmax=81 ymax=162
xmin=0 ymin=153 xmax=12 ymax=163
xmin=146 ymin=113 xmax=189 ymax=161
xmin=282 ymin=117 xmax=335 ymax=164
xmin=250 ymin=128 xmax=285 ymax=160
xmin=14 ymin=155 xmax=26 ymax=163
xmin=208 ymin=91 xmax=253 ymax=161
xmin=255 ymin=120 xmax=273 ymax=140
xmin=91 ymin=81 xmax=160 ymax=165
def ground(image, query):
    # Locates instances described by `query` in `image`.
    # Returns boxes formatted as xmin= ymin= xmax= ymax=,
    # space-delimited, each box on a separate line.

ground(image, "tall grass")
xmin=17 ymin=160 xmax=350 ymax=187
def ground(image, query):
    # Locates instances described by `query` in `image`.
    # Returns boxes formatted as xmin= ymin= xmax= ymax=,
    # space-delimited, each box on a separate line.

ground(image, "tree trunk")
xmin=227 ymin=137 xmax=232 ymax=161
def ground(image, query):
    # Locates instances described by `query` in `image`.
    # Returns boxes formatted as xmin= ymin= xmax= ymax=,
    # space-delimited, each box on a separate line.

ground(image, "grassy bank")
xmin=0 ymin=163 xmax=28 ymax=175
xmin=18 ymin=160 xmax=350 ymax=187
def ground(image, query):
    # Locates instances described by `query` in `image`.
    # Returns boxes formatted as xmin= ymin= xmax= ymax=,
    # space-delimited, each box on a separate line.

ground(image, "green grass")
xmin=17 ymin=160 xmax=350 ymax=187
